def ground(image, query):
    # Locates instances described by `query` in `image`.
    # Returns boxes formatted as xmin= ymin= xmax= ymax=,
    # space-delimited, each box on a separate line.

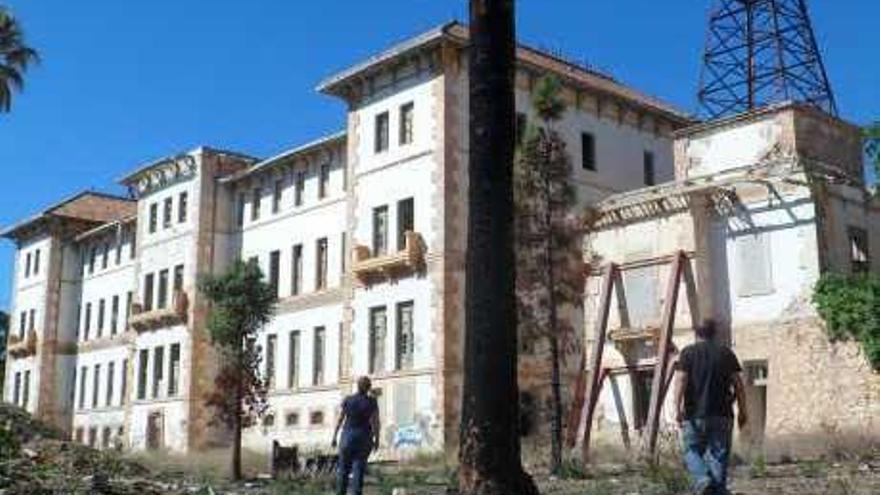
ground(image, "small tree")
xmin=198 ymin=259 xmax=276 ymax=480
xmin=514 ymin=75 xmax=585 ymax=474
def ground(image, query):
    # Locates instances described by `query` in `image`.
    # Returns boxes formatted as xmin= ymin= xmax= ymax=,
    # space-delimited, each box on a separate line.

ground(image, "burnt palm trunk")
xmin=459 ymin=1 xmax=539 ymax=494
xmin=231 ymin=349 xmax=244 ymax=481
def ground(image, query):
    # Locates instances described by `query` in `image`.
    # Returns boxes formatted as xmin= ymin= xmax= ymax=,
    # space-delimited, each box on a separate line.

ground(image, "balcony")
xmin=129 ymin=290 xmax=189 ymax=332
xmin=7 ymin=330 xmax=37 ymax=358
xmin=352 ymin=231 xmax=425 ymax=284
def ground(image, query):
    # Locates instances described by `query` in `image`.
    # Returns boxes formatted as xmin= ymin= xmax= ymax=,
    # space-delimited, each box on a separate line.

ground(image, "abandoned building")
xmin=2 ymin=21 xmax=691 ymax=455
xmin=576 ymin=102 xmax=880 ymax=460
xmin=3 ymin=15 xmax=876 ymax=462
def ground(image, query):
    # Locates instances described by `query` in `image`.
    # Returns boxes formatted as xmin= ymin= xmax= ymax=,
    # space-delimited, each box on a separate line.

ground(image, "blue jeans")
xmin=336 ymin=428 xmax=372 ymax=495
xmin=681 ymin=417 xmax=733 ymax=495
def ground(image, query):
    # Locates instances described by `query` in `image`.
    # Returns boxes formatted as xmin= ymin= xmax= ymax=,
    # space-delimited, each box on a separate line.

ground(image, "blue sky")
xmin=1 ymin=0 xmax=878 ymax=309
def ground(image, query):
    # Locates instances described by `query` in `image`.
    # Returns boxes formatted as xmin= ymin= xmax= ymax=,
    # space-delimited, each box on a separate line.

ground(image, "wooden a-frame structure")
xmin=566 ymin=250 xmax=697 ymax=462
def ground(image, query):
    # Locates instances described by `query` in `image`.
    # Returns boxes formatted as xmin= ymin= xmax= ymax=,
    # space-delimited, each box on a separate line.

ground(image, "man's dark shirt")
xmin=341 ymin=393 xmax=378 ymax=432
xmin=679 ymin=340 xmax=742 ymax=419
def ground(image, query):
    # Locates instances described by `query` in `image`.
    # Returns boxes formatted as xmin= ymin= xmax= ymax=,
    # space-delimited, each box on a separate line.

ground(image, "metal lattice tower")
xmin=698 ymin=0 xmax=837 ymax=119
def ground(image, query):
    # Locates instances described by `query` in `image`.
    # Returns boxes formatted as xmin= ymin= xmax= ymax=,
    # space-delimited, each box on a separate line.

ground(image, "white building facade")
xmin=3 ymin=22 xmax=690 ymax=456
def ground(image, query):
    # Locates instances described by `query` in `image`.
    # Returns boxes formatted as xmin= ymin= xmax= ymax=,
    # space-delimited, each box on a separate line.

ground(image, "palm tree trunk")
xmin=459 ymin=1 xmax=539 ymax=494
xmin=543 ymin=167 xmax=563 ymax=475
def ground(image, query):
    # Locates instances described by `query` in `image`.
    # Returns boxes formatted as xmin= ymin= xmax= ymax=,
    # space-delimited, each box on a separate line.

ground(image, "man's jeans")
xmin=336 ymin=428 xmax=372 ymax=495
xmin=681 ymin=417 xmax=733 ymax=495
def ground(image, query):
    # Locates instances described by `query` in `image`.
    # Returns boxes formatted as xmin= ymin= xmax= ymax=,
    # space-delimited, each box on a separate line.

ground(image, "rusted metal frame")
xmin=588 ymin=251 xmax=696 ymax=276
xmin=566 ymin=263 xmax=617 ymax=448
xmin=641 ymin=250 xmax=686 ymax=459
xmin=574 ymin=263 xmax=617 ymax=462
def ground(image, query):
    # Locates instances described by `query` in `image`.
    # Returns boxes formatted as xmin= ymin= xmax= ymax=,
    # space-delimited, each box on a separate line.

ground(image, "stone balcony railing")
xmin=7 ymin=330 xmax=37 ymax=358
xmin=129 ymin=290 xmax=189 ymax=332
xmin=351 ymin=231 xmax=425 ymax=283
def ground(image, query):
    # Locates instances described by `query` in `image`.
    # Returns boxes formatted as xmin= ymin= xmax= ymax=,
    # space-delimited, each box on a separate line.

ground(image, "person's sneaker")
xmin=693 ymin=479 xmax=712 ymax=495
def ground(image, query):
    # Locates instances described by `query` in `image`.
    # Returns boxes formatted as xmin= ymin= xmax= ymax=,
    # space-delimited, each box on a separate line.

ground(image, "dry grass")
xmin=126 ymin=447 xmax=268 ymax=482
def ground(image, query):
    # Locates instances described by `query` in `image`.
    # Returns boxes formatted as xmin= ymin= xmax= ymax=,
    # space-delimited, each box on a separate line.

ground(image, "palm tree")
xmin=0 ymin=6 xmax=39 ymax=112
xmin=458 ymin=1 xmax=539 ymax=494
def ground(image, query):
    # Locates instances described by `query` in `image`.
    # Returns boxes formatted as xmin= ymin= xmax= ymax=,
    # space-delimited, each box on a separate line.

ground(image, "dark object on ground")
xmin=271 ymin=440 xmax=298 ymax=478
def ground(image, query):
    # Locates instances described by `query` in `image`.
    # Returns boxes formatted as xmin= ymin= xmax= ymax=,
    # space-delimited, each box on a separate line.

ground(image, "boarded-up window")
xmin=623 ymin=266 xmax=660 ymax=328
xmin=395 ymin=301 xmax=415 ymax=370
xmin=735 ymin=233 xmax=774 ymax=296
xmin=394 ymin=381 xmax=416 ymax=426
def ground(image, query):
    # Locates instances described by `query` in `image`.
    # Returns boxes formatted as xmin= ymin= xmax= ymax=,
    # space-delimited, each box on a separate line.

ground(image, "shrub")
xmin=812 ymin=273 xmax=880 ymax=369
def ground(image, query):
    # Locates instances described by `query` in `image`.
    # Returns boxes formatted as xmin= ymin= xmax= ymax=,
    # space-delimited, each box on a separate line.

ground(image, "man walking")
xmin=333 ymin=376 xmax=380 ymax=495
xmin=674 ymin=320 xmax=748 ymax=495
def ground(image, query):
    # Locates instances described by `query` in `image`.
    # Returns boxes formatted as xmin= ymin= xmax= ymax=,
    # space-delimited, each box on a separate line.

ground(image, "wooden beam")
xmin=577 ymin=263 xmax=617 ymax=462
xmin=642 ymin=251 xmax=685 ymax=460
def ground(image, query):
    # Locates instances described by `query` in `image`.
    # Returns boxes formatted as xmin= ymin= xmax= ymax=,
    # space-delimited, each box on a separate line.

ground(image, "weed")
xmin=749 ymin=455 xmax=768 ymax=479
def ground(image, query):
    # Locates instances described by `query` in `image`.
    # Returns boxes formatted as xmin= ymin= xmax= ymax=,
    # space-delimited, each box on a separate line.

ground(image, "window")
xmin=89 ymin=246 xmax=97 ymax=274
xmin=272 ymin=179 xmax=283 ymax=213
xmin=149 ymin=203 xmax=158 ymax=233
xmin=74 ymin=428 xmax=84 ymax=444
xmin=397 ymin=198 xmax=414 ymax=251
xmin=369 ymin=306 xmax=387 ymax=374
xmin=137 ymin=349 xmax=148 ymax=400
xmin=340 ymin=233 xmax=347 ymax=274
xmin=236 ymin=193 xmax=246 ymax=227
xmin=97 ymin=299 xmax=105 ymax=337
xmin=266 ymin=334 xmax=277 ymax=389
xmin=295 ymin=172 xmax=305 ymax=207
xmin=129 ymin=230 xmax=137 ymax=259
xmin=373 ymin=205 xmax=389 ymax=256
xmin=623 ymin=266 xmax=660 ymax=327
xmin=84 ymin=303 xmax=92 ymax=340
xmin=28 ymin=309 xmax=35 ymax=331
xmin=516 ymin=112 xmax=527 ymax=145
xmin=291 ymin=244 xmax=303 ymax=296
xmin=178 ymin=192 xmax=188 ymax=223
xmin=102 ymin=427 xmax=112 ymax=449
xmin=106 ymin=361 xmax=115 ymax=407
xmin=33 ymin=249 xmax=40 ymax=275
xmin=78 ymin=366 xmax=87 ymax=409
xmin=262 ymin=413 xmax=275 ymax=428
xmin=643 ymin=151 xmax=656 ymax=186
xmin=102 ymin=243 xmax=109 ymax=269
xmin=24 ymin=252 xmax=31 ymax=278
xmin=115 ymin=238 xmax=123 ymax=265
xmin=169 ymin=344 xmax=180 ymax=396
xmin=581 ymin=132 xmax=596 ymax=171
xmin=310 ymin=410 xmax=325 ymax=425
xmin=251 ymin=187 xmax=262 ymax=221
xmin=269 ymin=250 xmax=280 ymax=298
xmin=849 ymin=226 xmax=870 ymax=274
xmin=396 ymin=301 xmax=415 ymax=370
xmin=313 ymin=327 xmax=325 ymax=386
xmin=143 ymin=273 xmax=155 ymax=312
xmin=152 ymin=346 xmax=164 ymax=399
xmin=285 ymin=412 xmax=300 ymax=427
xmin=319 ymin=163 xmax=330 ymax=200
xmin=735 ymin=233 xmax=774 ymax=296
xmin=125 ymin=291 xmax=133 ymax=325
xmin=375 ymin=111 xmax=389 ymax=153
xmin=173 ymin=264 xmax=184 ymax=293
xmin=315 ymin=238 xmax=328 ymax=290
xmin=12 ymin=372 xmax=21 ymax=406
xmin=92 ymin=364 xmax=101 ymax=408
xmin=88 ymin=427 xmax=97 ymax=448
xmin=163 ymin=197 xmax=173 ymax=229
xmin=22 ymin=371 xmax=30 ymax=408
xmin=289 ymin=331 xmax=300 ymax=389
xmin=399 ymin=102 xmax=414 ymax=145
xmin=18 ymin=311 xmax=25 ymax=338
xmin=110 ymin=296 xmax=119 ymax=335
xmin=76 ymin=304 xmax=81 ymax=339
xmin=158 ymin=269 xmax=169 ymax=309
xmin=120 ymin=359 xmax=128 ymax=405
